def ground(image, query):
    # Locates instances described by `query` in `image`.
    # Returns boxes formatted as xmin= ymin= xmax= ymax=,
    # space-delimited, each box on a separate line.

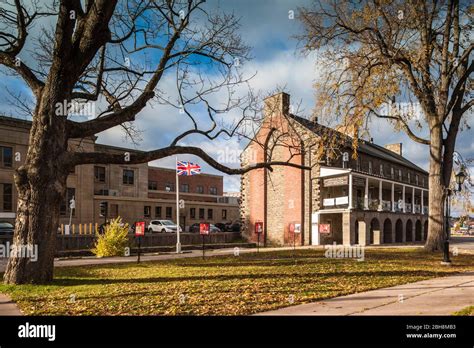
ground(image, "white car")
xmin=148 ymin=220 xmax=182 ymax=233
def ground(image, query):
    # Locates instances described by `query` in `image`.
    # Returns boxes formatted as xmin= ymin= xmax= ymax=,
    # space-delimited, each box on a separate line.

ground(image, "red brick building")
xmin=241 ymin=92 xmax=429 ymax=246
xmin=0 ymin=117 xmax=239 ymax=230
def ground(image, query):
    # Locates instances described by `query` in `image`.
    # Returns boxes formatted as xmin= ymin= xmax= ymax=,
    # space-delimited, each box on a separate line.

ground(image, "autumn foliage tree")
xmin=298 ymin=0 xmax=473 ymax=251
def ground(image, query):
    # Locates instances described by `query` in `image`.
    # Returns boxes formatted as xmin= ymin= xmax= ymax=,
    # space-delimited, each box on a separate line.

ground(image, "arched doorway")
xmin=423 ymin=220 xmax=428 ymax=240
xmin=355 ymin=220 xmax=359 ymax=245
xmin=415 ymin=220 xmax=422 ymax=241
xmin=383 ymin=218 xmax=392 ymax=243
xmin=395 ymin=219 xmax=403 ymax=242
xmin=406 ymin=220 xmax=413 ymax=242
xmin=370 ymin=218 xmax=379 ymax=244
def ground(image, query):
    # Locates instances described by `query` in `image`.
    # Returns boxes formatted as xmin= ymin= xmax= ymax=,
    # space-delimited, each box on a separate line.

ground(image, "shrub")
xmin=92 ymin=217 xmax=129 ymax=257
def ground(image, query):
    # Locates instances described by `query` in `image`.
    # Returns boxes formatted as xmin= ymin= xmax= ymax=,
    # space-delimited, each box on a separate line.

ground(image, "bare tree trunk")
xmin=425 ymin=124 xmax=445 ymax=251
xmin=3 ymin=103 xmax=69 ymax=284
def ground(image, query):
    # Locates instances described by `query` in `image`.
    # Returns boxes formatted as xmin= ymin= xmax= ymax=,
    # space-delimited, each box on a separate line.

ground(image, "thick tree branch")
xmin=71 ymin=145 xmax=311 ymax=174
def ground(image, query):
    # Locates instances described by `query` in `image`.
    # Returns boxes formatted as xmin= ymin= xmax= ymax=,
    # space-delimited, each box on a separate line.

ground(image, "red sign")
xmin=319 ymin=224 xmax=331 ymax=234
xmin=135 ymin=221 xmax=145 ymax=236
xmin=255 ymin=221 xmax=263 ymax=234
xmin=200 ymin=223 xmax=210 ymax=235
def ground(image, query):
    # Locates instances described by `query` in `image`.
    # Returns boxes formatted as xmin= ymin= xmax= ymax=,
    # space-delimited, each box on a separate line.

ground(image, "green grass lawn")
xmin=1 ymin=248 xmax=473 ymax=315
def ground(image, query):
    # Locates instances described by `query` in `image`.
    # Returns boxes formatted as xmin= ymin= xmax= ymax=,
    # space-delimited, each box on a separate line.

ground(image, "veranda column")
xmin=402 ymin=185 xmax=406 ymax=213
xmin=391 ymin=182 xmax=395 ymax=212
xmin=412 ymin=187 xmax=415 ymax=213
xmin=421 ymin=190 xmax=424 ymax=215
xmin=378 ymin=180 xmax=382 ymax=211
xmin=364 ymin=177 xmax=369 ymax=210
xmin=348 ymin=174 xmax=353 ymax=209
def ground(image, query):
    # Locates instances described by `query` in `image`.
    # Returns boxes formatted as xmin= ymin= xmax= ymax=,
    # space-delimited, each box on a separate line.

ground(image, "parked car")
xmin=0 ymin=221 xmax=14 ymax=236
xmin=225 ymin=221 xmax=241 ymax=232
xmin=148 ymin=220 xmax=182 ymax=233
xmin=214 ymin=223 xmax=226 ymax=232
xmin=189 ymin=223 xmax=221 ymax=233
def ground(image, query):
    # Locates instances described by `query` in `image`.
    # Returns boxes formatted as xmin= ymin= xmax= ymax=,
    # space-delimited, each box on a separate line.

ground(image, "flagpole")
xmin=176 ymin=156 xmax=181 ymax=253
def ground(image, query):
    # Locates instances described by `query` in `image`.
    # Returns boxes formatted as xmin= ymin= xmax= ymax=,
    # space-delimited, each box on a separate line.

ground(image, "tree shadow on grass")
xmin=52 ymin=269 xmax=443 ymax=287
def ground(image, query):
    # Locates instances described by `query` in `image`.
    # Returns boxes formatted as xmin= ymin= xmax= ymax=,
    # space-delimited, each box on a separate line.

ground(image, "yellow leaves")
xmin=1 ymin=249 xmax=473 ymax=315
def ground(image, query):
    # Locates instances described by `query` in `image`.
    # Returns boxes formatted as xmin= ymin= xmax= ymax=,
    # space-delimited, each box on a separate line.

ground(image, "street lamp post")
xmin=442 ymin=167 xmax=467 ymax=265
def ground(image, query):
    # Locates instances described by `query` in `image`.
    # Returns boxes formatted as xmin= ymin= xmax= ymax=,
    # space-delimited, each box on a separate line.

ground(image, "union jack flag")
xmin=176 ymin=160 xmax=201 ymax=176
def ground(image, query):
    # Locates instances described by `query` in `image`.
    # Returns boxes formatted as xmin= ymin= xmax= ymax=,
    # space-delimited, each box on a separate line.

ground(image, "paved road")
xmin=451 ymin=236 xmax=474 ymax=254
xmin=258 ymin=272 xmax=474 ymax=315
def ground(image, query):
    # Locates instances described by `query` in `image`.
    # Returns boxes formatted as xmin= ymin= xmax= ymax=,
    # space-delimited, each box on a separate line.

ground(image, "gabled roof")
xmin=289 ymin=114 xmax=428 ymax=174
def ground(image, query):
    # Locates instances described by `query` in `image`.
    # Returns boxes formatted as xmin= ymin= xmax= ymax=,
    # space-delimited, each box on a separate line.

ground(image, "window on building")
xmin=94 ymin=166 xmax=106 ymax=182
xmin=368 ymin=161 xmax=372 ymax=174
xmin=2 ymin=183 xmax=13 ymax=211
xmin=0 ymin=146 xmax=13 ymax=168
xmin=356 ymin=158 xmax=361 ymax=171
xmin=379 ymin=164 xmax=384 ymax=176
xmin=148 ymin=181 xmax=157 ymax=190
xmin=415 ymin=174 xmax=419 ymax=185
xmin=60 ymin=188 xmax=75 ymax=216
xmin=422 ymin=177 xmax=425 ymax=187
xmin=155 ymin=206 xmax=162 ymax=218
xmin=199 ymin=208 xmax=205 ymax=219
xmin=209 ymin=187 xmax=217 ymax=195
xmin=166 ymin=207 xmax=172 ymax=218
xmin=222 ymin=209 xmax=227 ymax=220
xmin=407 ymin=172 xmax=411 ymax=183
xmin=196 ymin=185 xmax=204 ymax=194
xmin=123 ymin=169 xmax=134 ymax=185
xmin=190 ymin=208 xmax=196 ymax=219
xmin=391 ymin=167 xmax=394 ymax=179
xmin=208 ymin=208 xmax=213 ymax=219
xmin=144 ymin=206 xmax=151 ymax=218
xmin=180 ymin=184 xmax=189 ymax=192
xmin=165 ymin=183 xmax=175 ymax=192
xmin=398 ymin=169 xmax=402 ymax=181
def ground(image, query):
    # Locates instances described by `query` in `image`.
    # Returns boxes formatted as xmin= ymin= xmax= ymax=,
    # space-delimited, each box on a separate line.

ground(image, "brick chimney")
xmin=384 ymin=143 xmax=403 ymax=156
xmin=264 ymin=92 xmax=290 ymax=117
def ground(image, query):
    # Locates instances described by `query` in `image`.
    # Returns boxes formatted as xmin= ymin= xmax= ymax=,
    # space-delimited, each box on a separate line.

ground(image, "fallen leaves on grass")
xmin=1 ymin=248 xmax=473 ymax=315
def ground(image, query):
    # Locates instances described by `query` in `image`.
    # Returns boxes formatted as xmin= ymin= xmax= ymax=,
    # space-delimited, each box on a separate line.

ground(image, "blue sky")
xmin=0 ymin=0 xmax=472 ymax=213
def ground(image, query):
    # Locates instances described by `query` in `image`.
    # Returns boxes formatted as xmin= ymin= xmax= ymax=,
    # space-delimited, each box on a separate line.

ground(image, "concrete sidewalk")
xmin=258 ymin=272 xmax=474 ymax=316
xmin=0 ymin=293 xmax=22 ymax=315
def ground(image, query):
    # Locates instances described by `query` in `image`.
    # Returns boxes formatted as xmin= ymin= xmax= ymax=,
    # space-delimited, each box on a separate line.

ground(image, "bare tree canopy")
xmin=298 ymin=0 xmax=473 ymax=251
xmin=0 ymin=0 xmax=308 ymax=284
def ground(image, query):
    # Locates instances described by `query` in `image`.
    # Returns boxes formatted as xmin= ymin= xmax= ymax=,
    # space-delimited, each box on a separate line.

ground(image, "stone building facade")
xmin=241 ymin=92 xmax=429 ymax=246
xmin=0 ymin=116 xmax=239 ymax=230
